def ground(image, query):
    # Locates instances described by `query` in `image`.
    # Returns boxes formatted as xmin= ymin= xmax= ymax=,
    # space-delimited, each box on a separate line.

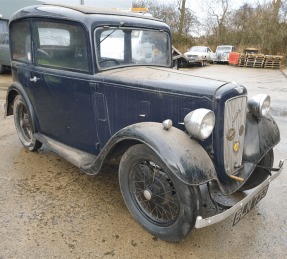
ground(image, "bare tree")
xmin=133 ymin=0 xmax=287 ymax=54
xmin=132 ymin=0 xmax=199 ymax=35
xmin=178 ymin=0 xmax=186 ymax=35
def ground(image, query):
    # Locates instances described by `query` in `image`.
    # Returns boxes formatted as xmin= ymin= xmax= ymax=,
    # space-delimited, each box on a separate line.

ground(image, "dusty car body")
xmin=184 ymin=46 xmax=214 ymax=66
xmin=0 ymin=33 xmax=11 ymax=73
xmin=4 ymin=4 xmax=284 ymax=242
xmin=214 ymin=45 xmax=235 ymax=63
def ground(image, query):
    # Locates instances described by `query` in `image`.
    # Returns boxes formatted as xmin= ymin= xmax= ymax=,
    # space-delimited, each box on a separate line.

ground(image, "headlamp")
xmin=184 ymin=108 xmax=215 ymax=140
xmin=248 ymin=94 xmax=271 ymax=118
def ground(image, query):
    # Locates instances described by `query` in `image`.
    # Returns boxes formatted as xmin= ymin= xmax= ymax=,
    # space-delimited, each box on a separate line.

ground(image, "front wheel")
xmin=13 ymin=95 xmax=42 ymax=151
xmin=119 ymin=144 xmax=200 ymax=242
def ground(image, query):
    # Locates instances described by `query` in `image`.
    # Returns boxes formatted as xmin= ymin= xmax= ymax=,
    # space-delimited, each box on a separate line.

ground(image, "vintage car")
xmin=214 ymin=45 xmax=235 ymax=63
xmin=4 ymin=5 xmax=284 ymax=242
xmin=183 ymin=46 xmax=214 ymax=66
xmin=243 ymin=48 xmax=259 ymax=54
xmin=0 ymin=32 xmax=11 ymax=73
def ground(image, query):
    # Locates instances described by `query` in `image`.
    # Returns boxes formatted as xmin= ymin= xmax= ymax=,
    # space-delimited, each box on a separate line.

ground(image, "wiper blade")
xmin=100 ymin=22 xmax=126 ymax=44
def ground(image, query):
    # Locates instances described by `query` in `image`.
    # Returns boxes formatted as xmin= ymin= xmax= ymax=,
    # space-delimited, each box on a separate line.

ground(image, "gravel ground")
xmin=0 ymin=65 xmax=286 ymax=258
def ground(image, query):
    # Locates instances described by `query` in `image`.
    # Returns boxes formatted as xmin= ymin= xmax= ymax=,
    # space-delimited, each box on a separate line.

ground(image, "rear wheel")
xmin=240 ymin=149 xmax=274 ymax=191
xmin=0 ymin=64 xmax=4 ymax=74
xmin=173 ymin=59 xmax=179 ymax=70
xmin=119 ymin=144 xmax=200 ymax=242
xmin=13 ymin=95 xmax=42 ymax=151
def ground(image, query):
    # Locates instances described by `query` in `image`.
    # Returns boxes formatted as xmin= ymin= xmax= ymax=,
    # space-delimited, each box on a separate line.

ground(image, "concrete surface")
xmin=0 ymin=65 xmax=286 ymax=258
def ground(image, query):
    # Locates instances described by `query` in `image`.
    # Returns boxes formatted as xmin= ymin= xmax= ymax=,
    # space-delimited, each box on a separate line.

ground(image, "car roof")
xmin=48 ymin=4 xmax=154 ymax=17
xmin=192 ymin=46 xmax=209 ymax=49
xmin=9 ymin=4 xmax=169 ymax=32
xmin=10 ymin=4 xmax=159 ymax=22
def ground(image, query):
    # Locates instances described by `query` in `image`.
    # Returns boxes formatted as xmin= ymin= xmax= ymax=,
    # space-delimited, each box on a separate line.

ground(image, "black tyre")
xmin=173 ymin=59 xmax=179 ymax=70
xmin=0 ymin=64 xmax=4 ymax=74
xmin=13 ymin=95 xmax=42 ymax=151
xmin=240 ymin=149 xmax=274 ymax=191
xmin=119 ymin=144 xmax=200 ymax=242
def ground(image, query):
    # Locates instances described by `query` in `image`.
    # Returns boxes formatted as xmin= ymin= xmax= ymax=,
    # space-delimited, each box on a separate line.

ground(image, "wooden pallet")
xmin=264 ymin=55 xmax=283 ymax=69
xmin=253 ymin=55 xmax=265 ymax=68
xmin=238 ymin=53 xmax=246 ymax=67
xmin=245 ymin=54 xmax=265 ymax=68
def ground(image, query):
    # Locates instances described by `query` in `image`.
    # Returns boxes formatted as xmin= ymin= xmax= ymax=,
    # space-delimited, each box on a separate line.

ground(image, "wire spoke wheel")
xmin=18 ymin=103 xmax=33 ymax=143
xmin=119 ymin=144 xmax=200 ymax=242
xmin=131 ymin=161 xmax=180 ymax=226
xmin=13 ymin=95 xmax=42 ymax=151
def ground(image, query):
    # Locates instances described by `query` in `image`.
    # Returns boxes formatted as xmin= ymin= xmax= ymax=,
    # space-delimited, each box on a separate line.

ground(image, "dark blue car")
xmin=4 ymin=4 xmax=284 ymax=242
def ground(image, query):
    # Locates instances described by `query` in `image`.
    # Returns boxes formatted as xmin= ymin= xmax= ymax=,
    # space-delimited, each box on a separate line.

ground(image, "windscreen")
xmin=189 ymin=46 xmax=206 ymax=52
xmin=95 ymin=27 xmax=171 ymax=70
xmin=216 ymin=46 xmax=232 ymax=52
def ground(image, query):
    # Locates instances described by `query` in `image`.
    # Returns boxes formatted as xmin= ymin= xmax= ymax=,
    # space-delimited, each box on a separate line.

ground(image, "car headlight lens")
xmin=248 ymin=94 xmax=271 ymax=117
xmin=184 ymin=109 xmax=215 ymax=140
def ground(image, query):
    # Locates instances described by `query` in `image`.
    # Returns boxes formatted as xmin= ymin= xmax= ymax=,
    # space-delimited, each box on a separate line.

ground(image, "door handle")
xmin=30 ymin=76 xmax=40 ymax=82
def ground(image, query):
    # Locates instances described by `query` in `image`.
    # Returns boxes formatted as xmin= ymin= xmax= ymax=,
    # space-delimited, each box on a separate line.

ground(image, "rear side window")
xmin=34 ymin=21 xmax=89 ymax=72
xmin=10 ymin=21 xmax=31 ymax=62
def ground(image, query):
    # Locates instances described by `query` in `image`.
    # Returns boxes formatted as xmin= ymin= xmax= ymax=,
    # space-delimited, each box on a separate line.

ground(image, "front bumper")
xmin=195 ymin=160 xmax=284 ymax=228
xmin=186 ymin=58 xmax=196 ymax=63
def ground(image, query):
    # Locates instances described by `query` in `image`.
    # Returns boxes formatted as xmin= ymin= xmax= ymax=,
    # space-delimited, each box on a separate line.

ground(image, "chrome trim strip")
xmin=195 ymin=160 xmax=284 ymax=228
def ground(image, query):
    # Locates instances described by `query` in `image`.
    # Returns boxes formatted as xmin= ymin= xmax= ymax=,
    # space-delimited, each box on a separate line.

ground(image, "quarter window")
xmin=10 ymin=21 xmax=31 ymax=62
xmin=35 ymin=21 xmax=88 ymax=71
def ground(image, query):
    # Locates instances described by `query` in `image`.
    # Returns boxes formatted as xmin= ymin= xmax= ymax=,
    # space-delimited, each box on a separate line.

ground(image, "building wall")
xmin=0 ymin=20 xmax=8 ymax=33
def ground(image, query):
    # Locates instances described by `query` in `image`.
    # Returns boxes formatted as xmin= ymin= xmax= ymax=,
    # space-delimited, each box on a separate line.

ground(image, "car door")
xmin=10 ymin=19 xmax=99 ymax=154
xmin=30 ymin=19 xmax=99 ymax=154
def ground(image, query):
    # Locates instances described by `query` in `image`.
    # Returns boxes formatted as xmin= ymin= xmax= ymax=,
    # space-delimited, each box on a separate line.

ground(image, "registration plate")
xmin=233 ymin=185 xmax=269 ymax=226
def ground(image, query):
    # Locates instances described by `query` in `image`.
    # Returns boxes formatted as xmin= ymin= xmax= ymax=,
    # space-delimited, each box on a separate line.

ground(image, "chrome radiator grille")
xmin=224 ymin=96 xmax=247 ymax=175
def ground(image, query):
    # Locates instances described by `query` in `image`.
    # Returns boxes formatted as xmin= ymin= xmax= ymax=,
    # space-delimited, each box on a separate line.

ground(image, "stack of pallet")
xmin=231 ymin=53 xmax=284 ymax=69
xmin=245 ymin=54 xmax=256 ymax=67
xmin=264 ymin=55 xmax=283 ymax=69
xmin=243 ymin=54 xmax=265 ymax=68
xmin=237 ymin=53 xmax=246 ymax=67
xmin=253 ymin=54 xmax=265 ymax=68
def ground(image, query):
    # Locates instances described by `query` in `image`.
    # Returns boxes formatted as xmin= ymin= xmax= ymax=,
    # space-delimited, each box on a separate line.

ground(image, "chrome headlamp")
xmin=184 ymin=108 xmax=215 ymax=140
xmin=247 ymin=94 xmax=271 ymax=118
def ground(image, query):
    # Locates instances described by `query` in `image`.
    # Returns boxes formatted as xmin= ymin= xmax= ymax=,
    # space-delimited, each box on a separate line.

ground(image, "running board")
xmin=34 ymin=133 xmax=96 ymax=169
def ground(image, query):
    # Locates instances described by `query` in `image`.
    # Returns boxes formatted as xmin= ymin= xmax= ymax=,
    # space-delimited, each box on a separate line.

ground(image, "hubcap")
xmin=143 ymin=189 xmax=152 ymax=200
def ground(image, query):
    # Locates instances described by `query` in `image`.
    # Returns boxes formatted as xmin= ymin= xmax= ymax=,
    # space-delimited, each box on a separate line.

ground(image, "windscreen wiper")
xmin=100 ymin=22 xmax=126 ymax=43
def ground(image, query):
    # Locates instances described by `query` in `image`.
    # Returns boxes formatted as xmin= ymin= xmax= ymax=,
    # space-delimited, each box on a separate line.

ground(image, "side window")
xmin=10 ymin=21 xmax=31 ymax=62
xmin=34 ymin=21 xmax=88 ymax=71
